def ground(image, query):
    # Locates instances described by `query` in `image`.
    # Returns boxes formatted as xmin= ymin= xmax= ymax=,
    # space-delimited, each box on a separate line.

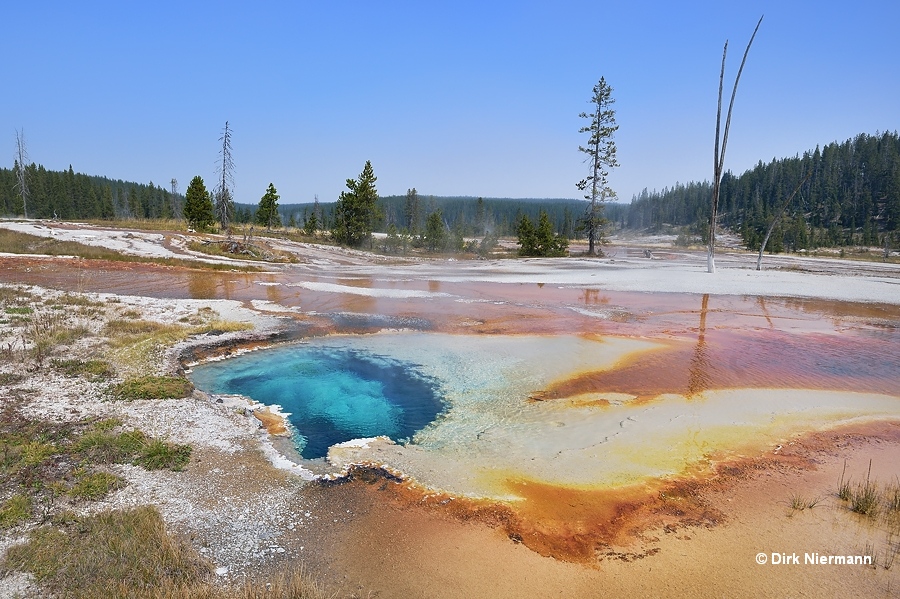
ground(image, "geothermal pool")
xmin=190 ymin=330 xmax=900 ymax=500
xmin=189 ymin=343 xmax=445 ymax=459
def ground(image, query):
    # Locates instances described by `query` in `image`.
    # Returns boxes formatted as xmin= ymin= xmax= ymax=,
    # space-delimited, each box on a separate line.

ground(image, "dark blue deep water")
xmin=189 ymin=343 xmax=445 ymax=459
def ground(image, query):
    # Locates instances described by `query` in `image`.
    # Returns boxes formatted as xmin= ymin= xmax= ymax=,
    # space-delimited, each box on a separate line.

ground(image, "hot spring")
xmin=189 ymin=331 xmax=900 ymax=500
xmin=188 ymin=341 xmax=445 ymax=459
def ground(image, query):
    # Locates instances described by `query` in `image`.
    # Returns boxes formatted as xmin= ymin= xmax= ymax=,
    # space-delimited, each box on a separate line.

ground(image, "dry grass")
xmin=187 ymin=239 xmax=298 ymax=263
xmin=4 ymin=503 xmax=335 ymax=598
xmin=83 ymin=218 xmax=188 ymax=232
xmin=103 ymin=313 xmax=250 ymax=377
xmin=787 ymin=493 xmax=822 ymax=513
xmin=104 ymin=318 xmax=191 ymax=376
xmin=2 ymin=506 xmax=211 ymax=599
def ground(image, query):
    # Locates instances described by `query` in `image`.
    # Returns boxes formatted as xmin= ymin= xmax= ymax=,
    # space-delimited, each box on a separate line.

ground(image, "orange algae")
xmin=332 ymin=422 xmax=900 ymax=565
xmin=536 ymin=327 xmax=900 ymax=401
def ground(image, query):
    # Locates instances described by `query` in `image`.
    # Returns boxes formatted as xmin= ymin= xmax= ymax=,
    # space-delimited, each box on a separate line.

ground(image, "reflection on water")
xmin=687 ymin=293 xmax=710 ymax=397
xmin=188 ymin=270 xmax=217 ymax=299
xmin=580 ymin=289 xmax=609 ymax=305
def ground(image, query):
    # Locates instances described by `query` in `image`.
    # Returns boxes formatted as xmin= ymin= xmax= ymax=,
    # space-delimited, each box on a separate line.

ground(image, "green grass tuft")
xmin=852 ymin=482 xmax=880 ymax=517
xmin=75 ymin=428 xmax=147 ymax=463
xmin=788 ymin=493 xmax=822 ymax=512
xmin=69 ymin=470 xmax=125 ymax=500
xmin=136 ymin=439 xmax=192 ymax=471
xmin=0 ymin=494 xmax=32 ymax=528
xmin=112 ymin=376 xmax=194 ymax=400
xmin=51 ymin=358 xmax=115 ymax=379
xmin=0 ymin=372 xmax=25 ymax=386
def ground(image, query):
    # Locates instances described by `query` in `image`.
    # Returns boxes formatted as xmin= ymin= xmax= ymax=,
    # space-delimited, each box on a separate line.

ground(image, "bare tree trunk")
xmin=216 ymin=121 xmax=235 ymax=236
xmin=708 ymin=16 xmax=763 ymax=273
xmin=170 ymin=178 xmax=179 ymax=219
xmin=756 ymin=173 xmax=811 ymax=270
xmin=14 ymin=130 xmax=30 ymax=219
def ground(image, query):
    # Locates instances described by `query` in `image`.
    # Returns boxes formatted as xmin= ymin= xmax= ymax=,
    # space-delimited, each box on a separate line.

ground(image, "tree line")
xmin=0 ymin=160 xmax=590 ymax=241
xmin=627 ymin=131 xmax=900 ymax=251
xmin=0 ymin=164 xmax=181 ymax=221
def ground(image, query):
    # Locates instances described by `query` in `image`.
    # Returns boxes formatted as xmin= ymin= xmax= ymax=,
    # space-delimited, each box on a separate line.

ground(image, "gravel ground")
xmin=0 ymin=284 xmax=339 ymax=594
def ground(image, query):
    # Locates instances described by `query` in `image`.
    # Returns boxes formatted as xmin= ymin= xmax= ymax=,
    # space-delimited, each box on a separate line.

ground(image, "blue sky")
xmin=3 ymin=1 xmax=898 ymax=205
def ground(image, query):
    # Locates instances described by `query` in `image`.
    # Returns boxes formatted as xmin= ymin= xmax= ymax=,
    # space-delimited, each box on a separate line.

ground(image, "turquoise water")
xmin=189 ymin=342 xmax=445 ymax=459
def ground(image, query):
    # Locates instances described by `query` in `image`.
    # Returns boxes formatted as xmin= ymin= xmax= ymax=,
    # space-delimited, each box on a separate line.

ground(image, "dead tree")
xmin=756 ymin=172 xmax=811 ymax=270
xmin=170 ymin=178 xmax=179 ymax=219
xmin=708 ymin=16 xmax=763 ymax=273
xmin=215 ymin=121 xmax=235 ymax=235
xmin=14 ymin=130 xmax=30 ymax=219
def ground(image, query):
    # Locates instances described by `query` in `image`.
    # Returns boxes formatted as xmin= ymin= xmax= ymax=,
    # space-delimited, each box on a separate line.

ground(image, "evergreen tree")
xmin=577 ymin=77 xmax=619 ymax=255
xmin=256 ymin=183 xmax=281 ymax=231
xmin=183 ymin=176 xmax=214 ymax=230
xmin=517 ymin=210 xmax=568 ymax=256
xmin=516 ymin=213 xmax=537 ymax=256
xmin=475 ymin=197 xmax=486 ymax=235
xmin=303 ymin=209 xmax=319 ymax=236
xmin=535 ymin=210 xmax=569 ymax=256
xmin=405 ymin=187 xmax=421 ymax=233
xmin=332 ymin=161 xmax=380 ymax=247
xmin=424 ymin=209 xmax=446 ymax=251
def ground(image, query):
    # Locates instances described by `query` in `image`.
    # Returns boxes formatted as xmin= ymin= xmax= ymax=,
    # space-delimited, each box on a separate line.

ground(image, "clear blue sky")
xmin=3 ymin=1 xmax=898 ymax=205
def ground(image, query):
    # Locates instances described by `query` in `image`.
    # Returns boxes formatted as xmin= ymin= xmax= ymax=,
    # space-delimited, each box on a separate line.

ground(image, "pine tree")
xmin=535 ymin=210 xmax=569 ymax=256
xmin=256 ymin=183 xmax=281 ymax=231
xmin=332 ymin=161 xmax=380 ymax=247
xmin=424 ymin=209 xmax=446 ymax=251
xmin=303 ymin=210 xmax=319 ymax=236
xmin=516 ymin=213 xmax=537 ymax=256
xmin=404 ymin=188 xmax=421 ymax=234
xmin=577 ymin=77 xmax=619 ymax=255
xmin=183 ymin=176 xmax=214 ymax=230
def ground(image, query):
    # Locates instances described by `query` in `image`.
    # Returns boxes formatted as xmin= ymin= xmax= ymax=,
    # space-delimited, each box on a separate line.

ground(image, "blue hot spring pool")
xmin=189 ymin=342 xmax=445 ymax=459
